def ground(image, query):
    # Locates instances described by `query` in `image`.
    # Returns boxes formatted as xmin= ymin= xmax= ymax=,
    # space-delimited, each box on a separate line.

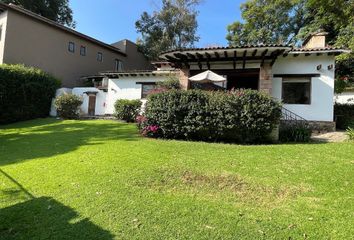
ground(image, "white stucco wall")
xmin=105 ymin=76 xmax=166 ymax=115
xmin=272 ymin=55 xmax=335 ymax=121
xmin=72 ymin=87 xmax=107 ymax=115
xmin=334 ymin=92 xmax=354 ymax=104
xmin=0 ymin=11 xmax=8 ymax=63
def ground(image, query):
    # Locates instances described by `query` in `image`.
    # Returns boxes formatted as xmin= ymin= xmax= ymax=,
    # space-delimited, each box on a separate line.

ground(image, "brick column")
xmin=259 ymin=63 xmax=273 ymax=95
xmin=179 ymin=68 xmax=190 ymax=90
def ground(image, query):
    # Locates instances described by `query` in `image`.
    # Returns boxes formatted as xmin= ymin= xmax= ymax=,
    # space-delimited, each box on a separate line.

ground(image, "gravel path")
xmin=311 ymin=131 xmax=348 ymax=143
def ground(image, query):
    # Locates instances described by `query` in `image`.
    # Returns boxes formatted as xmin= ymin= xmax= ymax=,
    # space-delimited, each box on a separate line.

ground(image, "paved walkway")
xmin=311 ymin=131 xmax=348 ymax=143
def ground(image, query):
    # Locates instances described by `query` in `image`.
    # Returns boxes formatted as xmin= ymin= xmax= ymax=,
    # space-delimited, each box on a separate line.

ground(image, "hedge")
xmin=0 ymin=64 xmax=60 ymax=124
xmin=114 ymin=99 xmax=142 ymax=122
xmin=55 ymin=94 xmax=83 ymax=119
xmin=143 ymin=89 xmax=282 ymax=143
xmin=334 ymin=103 xmax=354 ymax=129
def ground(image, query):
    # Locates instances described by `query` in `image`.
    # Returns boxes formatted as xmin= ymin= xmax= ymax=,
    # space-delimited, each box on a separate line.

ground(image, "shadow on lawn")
xmin=0 ymin=119 xmax=140 ymax=166
xmin=0 ymin=168 xmax=114 ymax=240
xmin=0 ymin=197 xmax=114 ymax=240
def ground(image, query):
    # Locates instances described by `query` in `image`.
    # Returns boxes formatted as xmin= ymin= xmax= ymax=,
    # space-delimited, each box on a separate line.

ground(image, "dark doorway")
xmin=190 ymin=69 xmax=260 ymax=91
xmin=88 ymin=94 xmax=96 ymax=116
xmin=226 ymin=71 xmax=259 ymax=90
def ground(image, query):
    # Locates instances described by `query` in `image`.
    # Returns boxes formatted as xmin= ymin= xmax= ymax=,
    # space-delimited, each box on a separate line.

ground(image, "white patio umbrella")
xmin=188 ymin=70 xmax=226 ymax=83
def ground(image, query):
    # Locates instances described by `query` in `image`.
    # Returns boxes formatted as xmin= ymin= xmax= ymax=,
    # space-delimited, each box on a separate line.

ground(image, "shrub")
xmin=114 ymin=99 xmax=141 ymax=122
xmin=144 ymin=89 xmax=281 ymax=143
xmin=334 ymin=103 xmax=354 ymax=130
xmin=0 ymin=64 xmax=60 ymax=124
xmin=54 ymin=94 xmax=83 ymax=119
xmin=279 ymin=121 xmax=312 ymax=142
xmin=157 ymin=75 xmax=181 ymax=90
xmin=347 ymin=127 xmax=354 ymax=141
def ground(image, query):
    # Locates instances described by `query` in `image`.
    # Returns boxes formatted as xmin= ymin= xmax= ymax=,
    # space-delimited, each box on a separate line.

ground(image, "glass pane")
xmin=142 ymin=84 xmax=158 ymax=98
xmin=282 ymin=80 xmax=311 ymax=104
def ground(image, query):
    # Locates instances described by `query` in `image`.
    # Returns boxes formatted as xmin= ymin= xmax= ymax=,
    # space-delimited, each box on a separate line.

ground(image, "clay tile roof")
xmin=160 ymin=44 xmax=292 ymax=54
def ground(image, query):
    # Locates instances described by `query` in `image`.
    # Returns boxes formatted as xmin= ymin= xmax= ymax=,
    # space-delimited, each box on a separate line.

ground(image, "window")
xmin=141 ymin=83 xmax=158 ymax=99
xmin=97 ymin=52 xmax=103 ymax=62
xmin=282 ymin=78 xmax=311 ymax=104
xmin=114 ymin=59 xmax=123 ymax=72
xmin=68 ymin=42 xmax=75 ymax=53
xmin=80 ymin=46 xmax=86 ymax=56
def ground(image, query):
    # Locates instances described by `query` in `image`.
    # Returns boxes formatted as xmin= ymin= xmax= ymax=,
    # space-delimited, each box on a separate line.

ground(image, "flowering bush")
xmin=136 ymin=115 xmax=148 ymax=129
xmin=141 ymin=125 xmax=161 ymax=138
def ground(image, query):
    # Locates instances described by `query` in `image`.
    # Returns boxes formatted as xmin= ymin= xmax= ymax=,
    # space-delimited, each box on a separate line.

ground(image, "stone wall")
xmin=308 ymin=121 xmax=336 ymax=133
xmin=179 ymin=68 xmax=190 ymax=90
xmin=259 ymin=63 xmax=273 ymax=94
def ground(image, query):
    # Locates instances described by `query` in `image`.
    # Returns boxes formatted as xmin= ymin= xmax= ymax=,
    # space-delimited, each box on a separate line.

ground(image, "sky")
xmin=70 ymin=0 xmax=244 ymax=47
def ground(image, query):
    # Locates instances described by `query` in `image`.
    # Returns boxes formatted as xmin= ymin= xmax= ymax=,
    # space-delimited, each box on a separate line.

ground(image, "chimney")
xmin=302 ymin=31 xmax=328 ymax=49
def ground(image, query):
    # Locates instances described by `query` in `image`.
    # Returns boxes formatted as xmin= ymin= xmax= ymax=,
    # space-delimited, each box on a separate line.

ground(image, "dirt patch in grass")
xmin=134 ymin=168 xmax=310 ymax=207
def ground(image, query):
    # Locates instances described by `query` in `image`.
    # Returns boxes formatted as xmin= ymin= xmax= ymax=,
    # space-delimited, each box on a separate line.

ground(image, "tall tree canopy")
xmin=136 ymin=0 xmax=201 ymax=60
xmin=1 ymin=0 xmax=75 ymax=28
xmin=227 ymin=0 xmax=354 ymax=90
xmin=226 ymin=0 xmax=353 ymax=50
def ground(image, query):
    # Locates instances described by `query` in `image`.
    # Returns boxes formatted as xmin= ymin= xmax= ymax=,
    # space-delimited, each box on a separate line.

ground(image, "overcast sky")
xmin=70 ymin=0 xmax=244 ymax=47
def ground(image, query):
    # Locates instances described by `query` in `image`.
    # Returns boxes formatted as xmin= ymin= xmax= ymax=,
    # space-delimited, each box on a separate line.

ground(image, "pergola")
xmin=159 ymin=45 xmax=293 ymax=70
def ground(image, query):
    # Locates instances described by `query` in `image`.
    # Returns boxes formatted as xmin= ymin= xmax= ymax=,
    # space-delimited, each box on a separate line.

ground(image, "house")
xmin=0 ymin=3 xmax=151 ymax=87
xmin=52 ymin=32 xmax=349 ymax=131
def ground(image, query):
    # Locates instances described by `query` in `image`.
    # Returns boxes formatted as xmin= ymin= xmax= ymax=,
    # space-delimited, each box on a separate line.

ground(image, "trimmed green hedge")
xmin=144 ymin=89 xmax=282 ymax=143
xmin=55 ymin=94 xmax=83 ymax=119
xmin=334 ymin=103 xmax=354 ymax=130
xmin=114 ymin=99 xmax=142 ymax=122
xmin=0 ymin=64 xmax=60 ymax=124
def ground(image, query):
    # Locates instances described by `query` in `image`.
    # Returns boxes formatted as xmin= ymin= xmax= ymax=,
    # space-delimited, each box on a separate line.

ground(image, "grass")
xmin=0 ymin=118 xmax=353 ymax=239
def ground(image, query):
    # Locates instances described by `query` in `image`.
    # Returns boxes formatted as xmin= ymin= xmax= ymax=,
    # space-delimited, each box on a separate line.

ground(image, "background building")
xmin=0 ymin=3 xmax=151 ymax=87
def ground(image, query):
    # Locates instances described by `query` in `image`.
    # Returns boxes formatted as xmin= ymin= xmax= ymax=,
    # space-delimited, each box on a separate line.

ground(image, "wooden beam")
xmin=198 ymin=61 xmax=202 ymax=70
xmin=165 ymin=55 xmax=178 ymax=61
xmin=233 ymin=51 xmax=237 ymax=69
xmin=242 ymin=50 xmax=247 ymax=69
xmin=205 ymin=52 xmax=211 ymax=70
xmin=305 ymin=53 xmax=311 ymax=56
xmin=260 ymin=49 xmax=268 ymax=67
xmin=214 ymin=52 xmax=220 ymax=58
xmin=316 ymin=53 xmax=323 ymax=56
xmin=293 ymin=53 xmax=299 ymax=57
xmin=273 ymin=73 xmax=320 ymax=78
xmin=186 ymin=53 xmax=196 ymax=59
xmin=196 ymin=52 xmax=204 ymax=60
xmin=224 ymin=51 xmax=228 ymax=58
xmin=252 ymin=49 xmax=257 ymax=57
xmin=174 ymin=53 xmax=188 ymax=60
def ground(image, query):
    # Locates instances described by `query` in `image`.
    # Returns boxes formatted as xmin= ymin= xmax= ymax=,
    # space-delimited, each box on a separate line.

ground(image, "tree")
xmin=226 ymin=0 xmax=309 ymax=45
xmin=136 ymin=0 xmax=201 ymax=60
xmin=226 ymin=0 xmax=354 ymax=92
xmin=227 ymin=0 xmax=353 ymax=47
xmin=1 ymin=0 xmax=75 ymax=28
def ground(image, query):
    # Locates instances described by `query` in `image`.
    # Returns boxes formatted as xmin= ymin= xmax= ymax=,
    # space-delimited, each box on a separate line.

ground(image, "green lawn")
xmin=0 ymin=119 xmax=353 ymax=239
